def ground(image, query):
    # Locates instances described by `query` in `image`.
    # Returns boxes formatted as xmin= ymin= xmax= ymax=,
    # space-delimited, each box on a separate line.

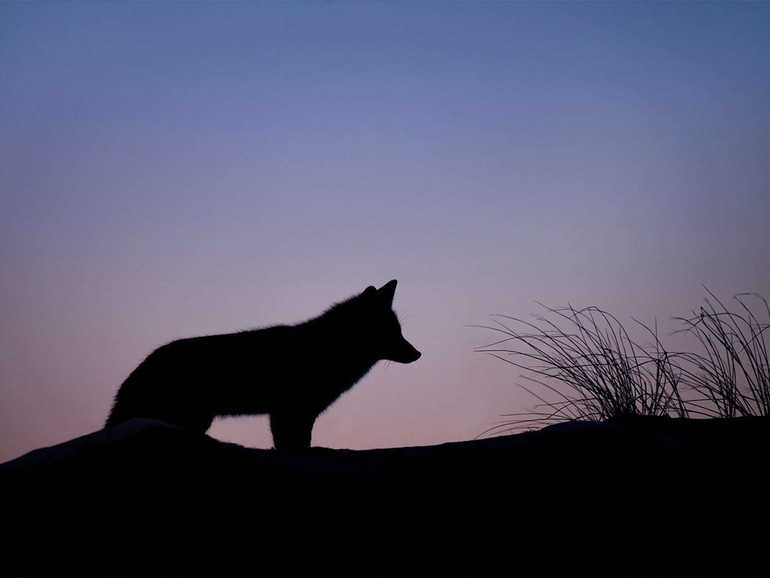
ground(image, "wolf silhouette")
xmin=105 ymin=280 xmax=421 ymax=450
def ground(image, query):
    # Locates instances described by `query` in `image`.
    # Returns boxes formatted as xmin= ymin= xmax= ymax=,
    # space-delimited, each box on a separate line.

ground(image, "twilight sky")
xmin=2 ymin=2 xmax=769 ymax=462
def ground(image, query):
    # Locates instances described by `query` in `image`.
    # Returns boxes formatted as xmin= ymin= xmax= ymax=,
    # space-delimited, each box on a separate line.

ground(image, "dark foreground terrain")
xmin=1 ymin=416 xmax=768 ymax=576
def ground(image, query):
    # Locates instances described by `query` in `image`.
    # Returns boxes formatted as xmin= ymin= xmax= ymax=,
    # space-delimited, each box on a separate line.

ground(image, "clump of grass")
xmin=475 ymin=290 xmax=770 ymax=436
xmin=674 ymin=290 xmax=770 ymax=418
xmin=473 ymin=304 xmax=687 ymax=435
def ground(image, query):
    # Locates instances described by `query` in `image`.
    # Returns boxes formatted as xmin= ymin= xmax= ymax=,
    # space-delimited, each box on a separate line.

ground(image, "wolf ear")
xmin=378 ymin=279 xmax=398 ymax=306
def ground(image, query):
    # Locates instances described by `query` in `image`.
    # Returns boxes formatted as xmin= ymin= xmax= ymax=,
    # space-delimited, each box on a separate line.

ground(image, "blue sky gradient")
xmin=2 ymin=2 xmax=769 ymax=461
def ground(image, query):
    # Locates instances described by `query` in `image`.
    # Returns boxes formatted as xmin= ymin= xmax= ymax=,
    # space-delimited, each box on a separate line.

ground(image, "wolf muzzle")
xmin=386 ymin=337 xmax=421 ymax=364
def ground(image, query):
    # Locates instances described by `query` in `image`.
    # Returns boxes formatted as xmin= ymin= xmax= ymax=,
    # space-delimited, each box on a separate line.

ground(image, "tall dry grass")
xmin=675 ymin=290 xmax=770 ymax=418
xmin=476 ymin=290 xmax=769 ymax=434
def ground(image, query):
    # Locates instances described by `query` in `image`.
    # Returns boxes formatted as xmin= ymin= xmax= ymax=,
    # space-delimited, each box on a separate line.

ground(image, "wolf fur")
xmin=105 ymin=280 xmax=421 ymax=450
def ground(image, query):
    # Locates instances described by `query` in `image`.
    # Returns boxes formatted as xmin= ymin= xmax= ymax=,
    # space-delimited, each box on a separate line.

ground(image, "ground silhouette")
xmin=1 ymin=416 xmax=767 ymax=576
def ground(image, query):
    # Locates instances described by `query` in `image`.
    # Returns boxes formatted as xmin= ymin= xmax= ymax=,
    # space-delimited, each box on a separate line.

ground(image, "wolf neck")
xmin=300 ymin=297 xmax=380 ymax=380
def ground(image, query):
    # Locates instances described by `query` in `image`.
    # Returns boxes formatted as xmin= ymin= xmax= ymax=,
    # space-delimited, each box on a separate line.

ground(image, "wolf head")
xmin=358 ymin=280 xmax=421 ymax=364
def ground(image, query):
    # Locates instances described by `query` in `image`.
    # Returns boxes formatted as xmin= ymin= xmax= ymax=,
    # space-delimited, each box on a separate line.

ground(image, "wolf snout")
xmin=406 ymin=343 xmax=421 ymax=362
xmin=387 ymin=338 xmax=421 ymax=364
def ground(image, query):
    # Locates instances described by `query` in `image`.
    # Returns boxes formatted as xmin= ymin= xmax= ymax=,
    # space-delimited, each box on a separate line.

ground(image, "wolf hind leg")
xmin=270 ymin=411 xmax=316 ymax=451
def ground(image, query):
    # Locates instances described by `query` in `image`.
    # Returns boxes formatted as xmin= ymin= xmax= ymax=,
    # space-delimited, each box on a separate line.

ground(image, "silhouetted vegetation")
xmin=476 ymin=289 xmax=770 ymax=433
xmin=675 ymin=290 xmax=770 ymax=418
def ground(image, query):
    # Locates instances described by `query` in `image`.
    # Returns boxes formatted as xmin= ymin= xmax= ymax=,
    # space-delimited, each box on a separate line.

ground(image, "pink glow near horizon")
xmin=1 ymin=2 xmax=769 ymax=462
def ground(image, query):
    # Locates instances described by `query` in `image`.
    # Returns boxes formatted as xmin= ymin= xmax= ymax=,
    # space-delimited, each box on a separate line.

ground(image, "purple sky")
xmin=2 ymin=2 xmax=769 ymax=462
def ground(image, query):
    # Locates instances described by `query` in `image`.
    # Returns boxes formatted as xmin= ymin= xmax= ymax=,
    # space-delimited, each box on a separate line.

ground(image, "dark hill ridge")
xmin=1 ymin=417 xmax=768 ymax=576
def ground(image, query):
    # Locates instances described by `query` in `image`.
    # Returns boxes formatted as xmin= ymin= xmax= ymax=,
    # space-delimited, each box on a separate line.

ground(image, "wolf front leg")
xmin=269 ymin=410 xmax=316 ymax=450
